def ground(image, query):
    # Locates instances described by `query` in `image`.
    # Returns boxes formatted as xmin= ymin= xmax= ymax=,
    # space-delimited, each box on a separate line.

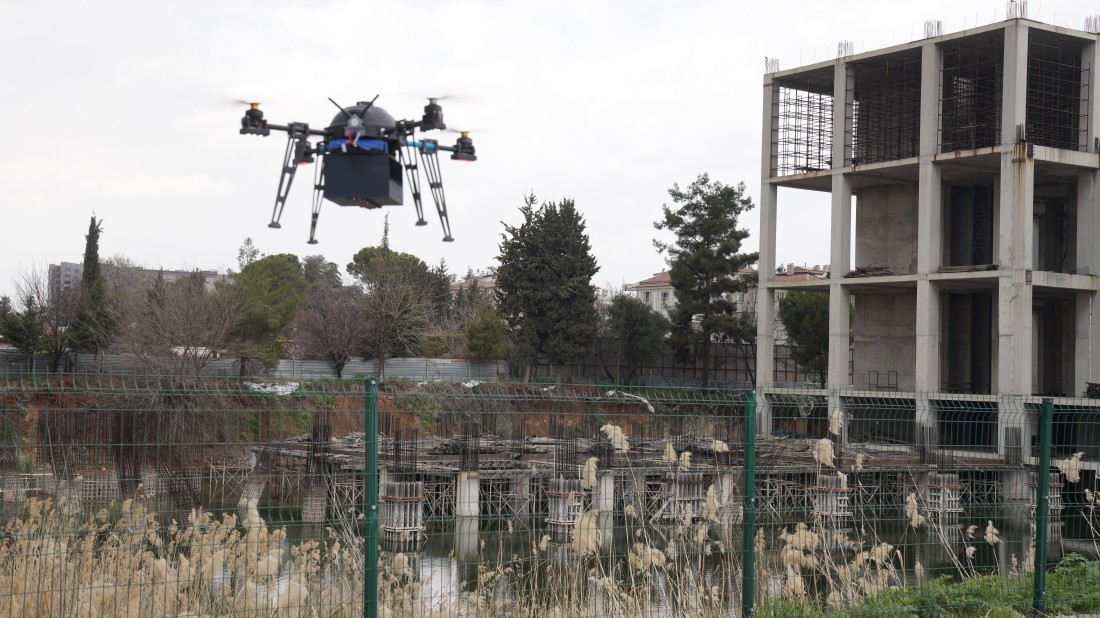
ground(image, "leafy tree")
xmin=67 ymin=216 xmax=120 ymax=362
xmin=466 ymin=302 xmax=510 ymax=362
xmin=654 ymin=174 xmax=757 ymax=388
xmin=237 ymin=237 xmax=261 ymax=270
xmin=599 ymin=294 xmax=670 ymax=383
xmin=496 ymin=195 xmax=600 ymax=379
xmin=0 ymin=294 xmax=44 ymax=371
xmin=302 ymin=255 xmax=342 ymax=288
xmin=290 ymin=284 xmax=367 ymax=378
xmin=0 ymin=296 xmax=11 ymax=315
xmin=777 ymin=291 xmax=830 ymax=387
xmin=232 ymin=253 xmax=307 ymax=372
xmin=348 ymin=222 xmax=433 ymax=374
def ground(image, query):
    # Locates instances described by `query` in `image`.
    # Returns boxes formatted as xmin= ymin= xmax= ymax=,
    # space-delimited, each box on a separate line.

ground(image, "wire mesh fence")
xmin=0 ymin=374 xmax=1099 ymax=616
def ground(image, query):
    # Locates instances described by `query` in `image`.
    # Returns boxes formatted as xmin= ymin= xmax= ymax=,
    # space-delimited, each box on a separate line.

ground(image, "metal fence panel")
xmin=1 ymin=376 xmax=1098 ymax=616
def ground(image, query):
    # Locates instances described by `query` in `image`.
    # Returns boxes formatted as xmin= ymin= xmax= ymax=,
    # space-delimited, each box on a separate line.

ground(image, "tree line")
xmin=2 ymin=176 xmax=831 ymax=385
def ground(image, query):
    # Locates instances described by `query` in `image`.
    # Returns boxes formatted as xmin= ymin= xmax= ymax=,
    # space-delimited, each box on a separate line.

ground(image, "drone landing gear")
xmin=400 ymin=140 xmax=453 ymax=242
xmin=307 ymin=156 xmax=326 ymax=245
xmin=419 ymin=148 xmax=454 ymax=242
xmin=399 ymin=144 xmax=429 ymax=227
xmin=269 ymin=124 xmax=313 ymax=230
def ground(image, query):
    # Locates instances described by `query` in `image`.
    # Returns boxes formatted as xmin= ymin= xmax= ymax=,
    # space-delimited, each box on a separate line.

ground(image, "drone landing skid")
xmin=307 ymin=156 xmax=326 ymax=245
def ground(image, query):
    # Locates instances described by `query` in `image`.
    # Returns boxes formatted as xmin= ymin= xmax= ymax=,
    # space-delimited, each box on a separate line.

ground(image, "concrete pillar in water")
xmin=454 ymin=515 xmax=479 ymax=561
xmin=377 ymin=466 xmax=389 ymax=523
xmin=626 ymin=470 xmax=647 ymax=517
xmin=237 ymin=449 xmax=273 ymax=510
xmin=712 ymin=471 xmax=734 ymax=504
xmin=456 ymin=471 xmax=480 ymax=518
xmin=597 ymin=512 xmax=614 ymax=550
xmin=1001 ymin=469 xmax=1033 ymax=518
xmin=511 ymin=473 xmax=532 ymax=516
xmin=302 ymin=482 xmax=327 ymax=523
xmin=595 ymin=471 xmax=615 ymax=513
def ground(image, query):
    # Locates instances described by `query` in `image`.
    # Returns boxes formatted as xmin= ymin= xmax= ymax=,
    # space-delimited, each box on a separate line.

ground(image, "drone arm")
xmin=418 ymin=148 xmax=453 ymax=242
xmin=266 ymin=122 xmax=327 ymax=137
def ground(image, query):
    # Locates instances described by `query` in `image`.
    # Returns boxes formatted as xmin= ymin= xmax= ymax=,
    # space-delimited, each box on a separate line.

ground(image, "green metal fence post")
xmin=742 ymin=389 xmax=757 ymax=618
xmin=364 ymin=378 xmax=379 ymax=618
xmin=1033 ymin=397 xmax=1053 ymax=614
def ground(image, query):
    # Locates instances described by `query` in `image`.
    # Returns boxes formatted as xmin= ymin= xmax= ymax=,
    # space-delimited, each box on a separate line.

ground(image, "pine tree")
xmin=68 ymin=215 xmax=119 ymax=362
xmin=654 ymin=174 xmax=758 ymax=388
xmin=496 ymin=195 xmax=600 ymax=378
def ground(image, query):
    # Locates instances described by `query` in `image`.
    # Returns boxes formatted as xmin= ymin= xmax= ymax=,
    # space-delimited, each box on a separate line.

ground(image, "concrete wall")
xmin=852 ymin=292 xmax=917 ymax=390
xmin=854 ymin=185 xmax=919 ymax=275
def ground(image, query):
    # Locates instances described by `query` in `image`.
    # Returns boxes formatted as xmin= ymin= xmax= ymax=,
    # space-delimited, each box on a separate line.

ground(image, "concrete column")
xmin=833 ymin=60 xmax=853 ymax=169
xmin=594 ymin=471 xmax=615 ymax=513
xmin=757 ymin=190 xmax=778 ymax=391
xmin=1082 ymin=41 xmax=1099 ymax=153
xmin=828 ymin=175 xmax=853 ymax=389
xmin=1001 ymin=22 xmax=1029 ymax=146
xmin=996 ymin=150 xmax=1035 ymax=395
xmin=828 ymin=60 xmax=854 ymax=391
xmin=1076 ymin=171 xmax=1100 ymax=389
xmin=757 ymin=76 xmax=779 ymax=394
xmin=918 ymin=41 xmax=940 ymax=157
xmin=916 ymin=38 xmax=943 ymax=394
xmin=915 ymin=280 xmax=942 ymax=393
xmin=455 ymin=471 xmax=479 ymax=518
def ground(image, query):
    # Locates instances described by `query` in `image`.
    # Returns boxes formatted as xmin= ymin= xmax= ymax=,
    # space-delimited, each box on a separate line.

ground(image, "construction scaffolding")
xmin=940 ymin=32 xmax=1004 ymax=152
xmin=775 ymin=71 xmax=834 ymax=175
xmin=850 ymin=52 xmax=922 ymax=165
xmin=1026 ymin=30 xmax=1089 ymax=151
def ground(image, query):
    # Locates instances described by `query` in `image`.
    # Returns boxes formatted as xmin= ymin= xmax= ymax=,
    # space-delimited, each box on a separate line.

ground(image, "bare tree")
xmin=12 ymin=265 xmax=78 ymax=372
xmin=114 ymin=272 xmax=244 ymax=375
xmin=102 ymin=254 xmax=158 ymax=320
xmin=290 ymin=284 xmax=368 ymax=378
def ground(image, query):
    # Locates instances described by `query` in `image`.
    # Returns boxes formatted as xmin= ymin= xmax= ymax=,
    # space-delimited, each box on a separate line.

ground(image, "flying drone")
xmin=239 ymin=96 xmax=477 ymax=243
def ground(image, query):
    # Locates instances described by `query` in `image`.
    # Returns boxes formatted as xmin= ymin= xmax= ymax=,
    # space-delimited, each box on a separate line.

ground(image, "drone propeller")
xmin=441 ymin=127 xmax=487 ymax=135
xmin=420 ymin=94 xmax=461 ymax=102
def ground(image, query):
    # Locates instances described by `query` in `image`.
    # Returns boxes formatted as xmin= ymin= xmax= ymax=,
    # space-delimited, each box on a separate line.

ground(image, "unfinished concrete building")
xmin=756 ymin=16 xmax=1100 ymax=486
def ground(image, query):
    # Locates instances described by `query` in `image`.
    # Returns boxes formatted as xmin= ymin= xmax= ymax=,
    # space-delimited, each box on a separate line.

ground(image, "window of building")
xmin=644 ymin=291 xmax=651 ymax=303
xmin=661 ymin=291 xmax=669 ymax=304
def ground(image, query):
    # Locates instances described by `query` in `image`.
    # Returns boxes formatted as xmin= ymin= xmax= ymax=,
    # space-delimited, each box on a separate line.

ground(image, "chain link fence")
xmin=0 ymin=374 xmax=1098 ymax=616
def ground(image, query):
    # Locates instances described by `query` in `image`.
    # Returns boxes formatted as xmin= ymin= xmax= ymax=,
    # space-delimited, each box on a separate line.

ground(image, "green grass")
xmin=758 ymin=554 xmax=1100 ymax=618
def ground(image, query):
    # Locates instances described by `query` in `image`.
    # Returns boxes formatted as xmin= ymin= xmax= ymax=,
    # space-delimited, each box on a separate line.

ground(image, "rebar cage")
xmin=939 ymin=31 xmax=1005 ymax=153
xmin=2 ymin=374 xmax=1100 ymax=616
xmin=775 ymin=70 xmax=835 ymax=176
xmin=849 ymin=51 xmax=922 ymax=166
xmin=1026 ymin=30 xmax=1090 ymax=151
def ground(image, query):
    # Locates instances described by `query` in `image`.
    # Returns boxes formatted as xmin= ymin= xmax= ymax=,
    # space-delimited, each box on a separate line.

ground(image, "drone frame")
xmin=242 ymin=97 xmax=475 ymax=244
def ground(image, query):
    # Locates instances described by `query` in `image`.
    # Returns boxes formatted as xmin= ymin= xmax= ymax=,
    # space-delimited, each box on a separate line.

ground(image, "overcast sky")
xmin=2 ymin=1 xmax=1097 ymax=302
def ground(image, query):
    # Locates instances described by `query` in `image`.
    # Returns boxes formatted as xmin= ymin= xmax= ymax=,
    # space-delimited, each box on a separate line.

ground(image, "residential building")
xmin=49 ymin=261 xmax=227 ymax=303
xmin=48 ymin=262 xmax=83 ymax=302
xmin=627 ymin=270 xmax=674 ymax=316
xmin=450 ymin=269 xmax=497 ymax=299
xmin=756 ymin=15 xmax=1100 ymax=461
